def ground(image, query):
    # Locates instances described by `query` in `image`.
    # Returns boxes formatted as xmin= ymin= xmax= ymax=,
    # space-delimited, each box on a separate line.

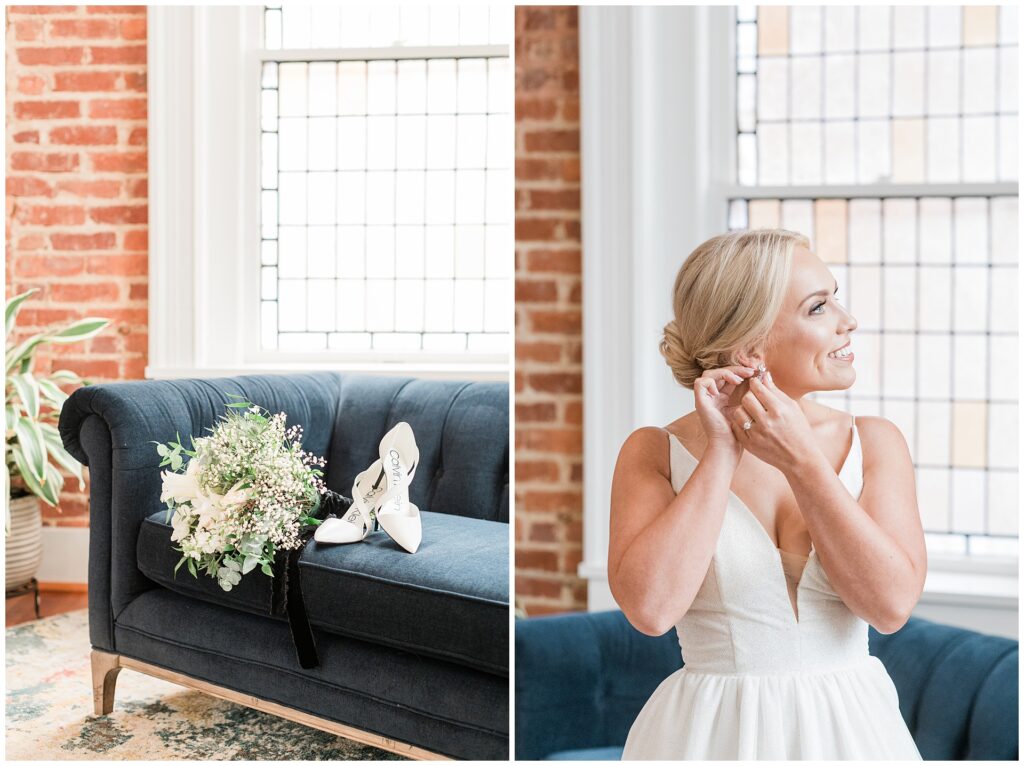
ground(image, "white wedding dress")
xmin=621 ymin=417 xmax=923 ymax=760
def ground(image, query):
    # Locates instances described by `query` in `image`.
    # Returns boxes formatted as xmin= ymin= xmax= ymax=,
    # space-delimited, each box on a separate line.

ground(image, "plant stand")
xmin=5 ymin=577 xmax=40 ymax=619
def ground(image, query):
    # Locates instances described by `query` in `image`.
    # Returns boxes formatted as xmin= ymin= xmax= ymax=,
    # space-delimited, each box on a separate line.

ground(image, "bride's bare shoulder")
xmin=616 ymin=425 xmax=672 ymax=479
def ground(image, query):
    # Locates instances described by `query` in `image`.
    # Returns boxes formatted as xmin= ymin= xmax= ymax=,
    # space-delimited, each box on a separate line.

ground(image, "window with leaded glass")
xmin=727 ymin=5 xmax=1018 ymax=559
xmin=258 ymin=5 xmax=512 ymax=358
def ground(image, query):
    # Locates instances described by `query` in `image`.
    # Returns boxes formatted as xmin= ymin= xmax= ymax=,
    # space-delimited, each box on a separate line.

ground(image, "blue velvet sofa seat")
xmin=515 ymin=609 xmax=1018 ymax=761
xmin=60 ymin=372 xmax=509 ymax=760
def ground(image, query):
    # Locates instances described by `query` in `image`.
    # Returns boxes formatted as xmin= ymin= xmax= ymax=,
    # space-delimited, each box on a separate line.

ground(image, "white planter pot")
xmin=6 ymin=494 xmax=42 ymax=591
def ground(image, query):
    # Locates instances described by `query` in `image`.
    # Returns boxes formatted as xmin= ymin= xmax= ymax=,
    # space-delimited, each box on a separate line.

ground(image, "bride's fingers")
xmin=702 ymin=368 xmax=745 ymax=388
xmin=696 ymin=377 xmax=717 ymax=400
xmin=732 ymin=405 xmax=754 ymax=427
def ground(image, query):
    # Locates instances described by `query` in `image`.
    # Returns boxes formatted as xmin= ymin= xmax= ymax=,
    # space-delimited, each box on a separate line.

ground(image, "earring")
xmin=755 ymin=363 xmax=767 ymax=381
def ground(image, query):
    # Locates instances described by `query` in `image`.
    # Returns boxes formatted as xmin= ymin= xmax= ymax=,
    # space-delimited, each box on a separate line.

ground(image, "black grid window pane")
xmin=259 ymin=9 xmax=511 ymax=355
xmin=736 ymin=5 xmax=1018 ymax=186
xmin=731 ymin=4 xmax=1018 ymax=559
xmin=726 ymin=195 xmax=1018 ymax=555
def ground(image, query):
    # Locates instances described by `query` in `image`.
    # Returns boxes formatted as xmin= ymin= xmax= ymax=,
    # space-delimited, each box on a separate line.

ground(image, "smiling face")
xmin=745 ymin=245 xmax=858 ymax=399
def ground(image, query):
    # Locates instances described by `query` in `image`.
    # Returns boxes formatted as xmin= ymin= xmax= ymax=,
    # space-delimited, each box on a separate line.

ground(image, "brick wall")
xmin=514 ymin=7 xmax=585 ymax=615
xmin=5 ymin=5 xmax=148 ymax=527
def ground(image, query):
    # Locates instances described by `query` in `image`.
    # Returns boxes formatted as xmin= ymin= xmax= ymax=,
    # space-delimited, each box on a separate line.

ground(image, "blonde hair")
xmin=661 ymin=228 xmax=810 ymax=389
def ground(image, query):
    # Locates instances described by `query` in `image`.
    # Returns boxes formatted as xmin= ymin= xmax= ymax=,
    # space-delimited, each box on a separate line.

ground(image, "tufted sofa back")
xmin=59 ymin=371 xmax=508 ymax=651
xmin=325 ymin=375 xmax=509 ymax=523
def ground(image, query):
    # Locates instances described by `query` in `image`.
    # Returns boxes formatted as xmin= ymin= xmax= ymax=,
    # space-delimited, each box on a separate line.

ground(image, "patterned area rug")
xmin=5 ymin=609 xmax=404 ymax=760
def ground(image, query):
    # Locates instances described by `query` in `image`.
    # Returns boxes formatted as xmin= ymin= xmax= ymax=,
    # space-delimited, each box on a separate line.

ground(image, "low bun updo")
xmin=661 ymin=228 xmax=809 ymax=390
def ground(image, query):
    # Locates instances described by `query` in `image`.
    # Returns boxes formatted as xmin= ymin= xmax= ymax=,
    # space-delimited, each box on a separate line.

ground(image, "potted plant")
xmin=5 ymin=288 xmax=109 ymax=591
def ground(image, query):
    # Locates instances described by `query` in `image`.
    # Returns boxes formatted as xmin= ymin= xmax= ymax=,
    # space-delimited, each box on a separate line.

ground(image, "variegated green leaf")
xmin=6 ymin=404 xmax=19 ymax=433
xmin=44 ymin=461 xmax=65 ymax=500
xmin=10 ymin=372 xmax=40 ymax=419
xmin=4 ymin=464 xmax=10 ymax=535
xmin=5 ymin=288 xmax=40 ymax=340
xmin=36 ymin=377 xmax=69 ymax=408
xmin=13 ymin=415 xmax=46 ymax=483
xmin=5 ymin=334 xmax=47 ymax=375
xmin=45 ymin=318 xmax=110 ymax=343
xmin=48 ymin=369 xmax=83 ymax=384
xmin=11 ymin=443 xmax=59 ymax=507
xmin=41 ymin=427 xmax=85 ymax=490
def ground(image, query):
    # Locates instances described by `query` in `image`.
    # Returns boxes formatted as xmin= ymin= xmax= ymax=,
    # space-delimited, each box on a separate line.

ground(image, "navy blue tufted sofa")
xmin=515 ymin=610 xmax=1018 ymax=761
xmin=60 ymin=372 xmax=509 ymax=760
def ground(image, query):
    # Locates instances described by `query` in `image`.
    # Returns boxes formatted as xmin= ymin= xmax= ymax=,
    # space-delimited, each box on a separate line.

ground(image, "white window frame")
xmin=147 ymin=5 xmax=509 ymax=382
xmin=578 ymin=6 xmax=1017 ymax=636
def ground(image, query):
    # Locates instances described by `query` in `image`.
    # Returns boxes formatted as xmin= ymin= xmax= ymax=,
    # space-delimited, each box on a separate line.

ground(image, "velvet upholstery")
xmin=515 ymin=610 xmax=1018 ymax=761
xmin=59 ymin=372 xmax=509 ymax=760
xmin=137 ymin=509 xmax=509 ymax=674
xmin=116 ymin=589 xmax=507 ymax=759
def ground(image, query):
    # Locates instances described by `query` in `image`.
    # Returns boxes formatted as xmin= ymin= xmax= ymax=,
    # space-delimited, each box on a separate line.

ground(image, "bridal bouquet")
xmin=155 ymin=394 xmax=327 ymax=591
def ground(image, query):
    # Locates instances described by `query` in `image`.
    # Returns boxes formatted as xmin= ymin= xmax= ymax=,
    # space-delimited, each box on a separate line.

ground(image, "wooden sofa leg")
xmin=91 ymin=650 xmax=122 ymax=715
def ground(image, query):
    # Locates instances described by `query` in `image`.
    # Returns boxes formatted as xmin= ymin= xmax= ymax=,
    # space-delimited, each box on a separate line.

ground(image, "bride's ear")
xmin=735 ymin=348 xmax=764 ymax=370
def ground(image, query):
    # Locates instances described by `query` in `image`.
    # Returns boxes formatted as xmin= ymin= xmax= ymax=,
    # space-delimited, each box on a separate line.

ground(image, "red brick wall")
xmin=5 ymin=5 xmax=148 ymax=527
xmin=514 ymin=7 xmax=585 ymax=615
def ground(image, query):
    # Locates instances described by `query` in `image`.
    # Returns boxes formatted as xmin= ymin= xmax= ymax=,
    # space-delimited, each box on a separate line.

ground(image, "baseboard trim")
xmin=39 ymin=582 xmax=89 ymax=593
xmin=91 ymin=650 xmax=452 ymax=760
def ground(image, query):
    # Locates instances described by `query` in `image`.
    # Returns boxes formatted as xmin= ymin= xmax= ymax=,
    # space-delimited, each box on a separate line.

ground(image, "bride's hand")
xmin=728 ymin=371 xmax=817 ymax=471
xmin=693 ymin=365 xmax=755 ymax=457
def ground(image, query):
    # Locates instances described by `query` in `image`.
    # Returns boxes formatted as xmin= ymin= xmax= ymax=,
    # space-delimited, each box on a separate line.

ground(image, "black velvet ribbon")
xmin=270 ymin=489 xmax=353 ymax=669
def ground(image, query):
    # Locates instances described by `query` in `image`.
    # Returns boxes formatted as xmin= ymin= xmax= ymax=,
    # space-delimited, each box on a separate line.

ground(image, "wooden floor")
xmin=6 ymin=586 xmax=87 ymax=628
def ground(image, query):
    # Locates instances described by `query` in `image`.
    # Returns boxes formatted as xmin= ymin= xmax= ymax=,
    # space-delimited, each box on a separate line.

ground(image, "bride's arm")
xmin=608 ymin=427 xmax=740 ymax=636
xmin=782 ymin=416 xmax=926 ymax=634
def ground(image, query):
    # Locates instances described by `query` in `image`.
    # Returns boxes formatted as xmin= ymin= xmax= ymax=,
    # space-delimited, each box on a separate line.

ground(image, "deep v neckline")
xmin=664 ymin=420 xmax=859 ymax=625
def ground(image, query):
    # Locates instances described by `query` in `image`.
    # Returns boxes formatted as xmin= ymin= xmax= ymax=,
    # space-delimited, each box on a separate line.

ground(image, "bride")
xmin=608 ymin=229 xmax=926 ymax=759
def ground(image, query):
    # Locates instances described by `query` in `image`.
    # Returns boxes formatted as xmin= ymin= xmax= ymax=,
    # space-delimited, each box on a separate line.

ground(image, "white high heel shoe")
xmin=313 ymin=458 xmax=384 ymax=545
xmin=374 ymin=422 xmax=422 ymax=554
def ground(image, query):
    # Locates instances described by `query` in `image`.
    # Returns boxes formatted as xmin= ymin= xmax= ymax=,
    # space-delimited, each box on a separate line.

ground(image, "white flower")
xmin=191 ymin=490 xmax=222 ymax=532
xmin=170 ymin=508 xmax=192 ymax=542
xmin=220 ymin=479 xmax=252 ymax=511
xmin=160 ymin=458 xmax=202 ymax=505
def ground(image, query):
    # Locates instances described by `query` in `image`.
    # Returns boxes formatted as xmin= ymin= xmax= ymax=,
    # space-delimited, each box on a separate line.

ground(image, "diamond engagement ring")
xmin=742 ymin=419 xmax=753 ymax=430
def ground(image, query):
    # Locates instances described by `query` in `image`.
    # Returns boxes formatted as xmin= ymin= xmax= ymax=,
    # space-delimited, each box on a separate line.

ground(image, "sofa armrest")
xmin=869 ymin=615 xmax=1019 ymax=760
xmin=514 ymin=610 xmax=682 ymax=760
xmin=59 ymin=371 xmax=343 ymax=651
